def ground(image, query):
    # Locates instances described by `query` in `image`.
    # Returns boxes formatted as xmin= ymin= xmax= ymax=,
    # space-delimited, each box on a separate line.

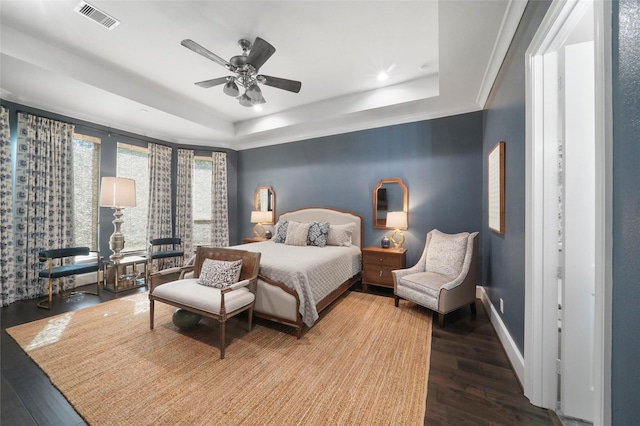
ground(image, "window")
xmin=192 ymin=156 xmax=212 ymax=247
xmin=117 ymin=142 xmax=149 ymax=252
xmin=72 ymin=133 xmax=100 ymax=250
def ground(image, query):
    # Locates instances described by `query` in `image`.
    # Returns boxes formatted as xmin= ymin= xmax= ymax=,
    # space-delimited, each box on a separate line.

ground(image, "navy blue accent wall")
xmin=612 ymin=0 xmax=640 ymax=423
xmin=481 ymin=0 xmax=551 ymax=354
xmin=237 ymin=112 xmax=484 ymax=268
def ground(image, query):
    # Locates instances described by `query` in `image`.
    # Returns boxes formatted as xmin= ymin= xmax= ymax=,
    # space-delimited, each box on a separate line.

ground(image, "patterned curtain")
xmin=13 ymin=112 xmax=75 ymax=302
xmin=146 ymin=143 xmax=174 ymax=266
xmin=211 ymin=151 xmax=229 ymax=247
xmin=0 ymin=107 xmax=16 ymax=306
xmin=175 ymin=148 xmax=194 ymax=258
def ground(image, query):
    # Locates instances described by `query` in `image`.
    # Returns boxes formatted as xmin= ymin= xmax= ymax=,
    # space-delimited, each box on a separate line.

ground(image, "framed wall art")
xmin=488 ymin=141 xmax=505 ymax=234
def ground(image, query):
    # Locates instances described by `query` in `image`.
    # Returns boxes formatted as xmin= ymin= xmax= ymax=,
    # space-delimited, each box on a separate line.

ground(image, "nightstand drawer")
xmin=362 ymin=266 xmax=397 ymax=287
xmin=363 ymin=251 xmax=404 ymax=268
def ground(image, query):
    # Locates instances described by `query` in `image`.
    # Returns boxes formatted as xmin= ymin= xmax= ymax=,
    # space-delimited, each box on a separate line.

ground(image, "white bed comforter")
xmin=235 ymin=241 xmax=362 ymax=327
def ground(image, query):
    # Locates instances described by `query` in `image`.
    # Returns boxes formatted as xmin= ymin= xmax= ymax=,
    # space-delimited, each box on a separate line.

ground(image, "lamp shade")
xmin=251 ymin=210 xmax=271 ymax=223
xmin=100 ymin=177 xmax=136 ymax=208
xmin=386 ymin=211 xmax=407 ymax=229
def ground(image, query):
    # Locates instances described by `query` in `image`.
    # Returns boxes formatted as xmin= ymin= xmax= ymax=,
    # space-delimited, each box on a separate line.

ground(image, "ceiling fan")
xmin=181 ymin=37 xmax=302 ymax=107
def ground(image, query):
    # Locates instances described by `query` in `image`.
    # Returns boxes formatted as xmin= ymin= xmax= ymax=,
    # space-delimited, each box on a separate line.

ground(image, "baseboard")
xmin=476 ymin=286 xmax=525 ymax=386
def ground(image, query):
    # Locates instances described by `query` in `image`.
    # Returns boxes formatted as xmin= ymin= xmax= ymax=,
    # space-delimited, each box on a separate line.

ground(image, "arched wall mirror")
xmin=373 ymin=178 xmax=408 ymax=229
xmin=254 ymin=186 xmax=275 ymax=224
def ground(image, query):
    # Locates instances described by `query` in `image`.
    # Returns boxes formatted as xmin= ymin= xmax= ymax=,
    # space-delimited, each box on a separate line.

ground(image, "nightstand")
xmin=242 ymin=237 xmax=268 ymax=244
xmin=361 ymin=246 xmax=407 ymax=291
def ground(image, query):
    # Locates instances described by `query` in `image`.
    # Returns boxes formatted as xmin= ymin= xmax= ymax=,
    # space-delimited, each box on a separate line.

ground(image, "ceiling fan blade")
xmin=194 ymin=77 xmax=232 ymax=88
xmin=181 ymin=39 xmax=235 ymax=71
xmin=257 ymin=75 xmax=302 ymax=93
xmin=247 ymin=37 xmax=276 ymax=71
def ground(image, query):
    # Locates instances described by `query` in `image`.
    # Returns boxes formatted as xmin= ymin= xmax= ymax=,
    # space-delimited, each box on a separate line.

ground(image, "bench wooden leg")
xmin=149 ymin=300 xmax=155 ymax=329
xmin=220 ymin=320 xmax=226 ymax=359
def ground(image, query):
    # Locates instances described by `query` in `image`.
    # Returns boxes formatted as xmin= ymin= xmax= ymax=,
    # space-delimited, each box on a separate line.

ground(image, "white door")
xmin=561 ymin=38 xmax=596 ymax=422
xmin=525 ymin=0 xmax=610 ymax=424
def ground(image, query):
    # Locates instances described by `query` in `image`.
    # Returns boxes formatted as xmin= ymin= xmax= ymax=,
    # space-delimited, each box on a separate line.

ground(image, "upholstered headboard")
xmin=278 ymin=207 xmax=363 ymax=248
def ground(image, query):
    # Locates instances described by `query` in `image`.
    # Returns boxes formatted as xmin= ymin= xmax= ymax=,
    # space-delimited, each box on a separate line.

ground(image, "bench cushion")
xmin=151 ymin=279 xmax=255 ymax=315
xmin=39 ymin=263 xmax=100 ymax=279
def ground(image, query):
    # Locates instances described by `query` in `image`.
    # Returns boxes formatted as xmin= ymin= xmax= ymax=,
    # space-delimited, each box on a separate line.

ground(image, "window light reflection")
xmin=24 ymin=313 xmax=73 ymax=351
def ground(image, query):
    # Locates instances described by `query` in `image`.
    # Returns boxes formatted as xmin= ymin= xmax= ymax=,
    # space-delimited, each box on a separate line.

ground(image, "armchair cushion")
xmin=198 ymin=259 xmax=243 ymax=288
xmin=400 ymin=272 xmax=452 ymax=298
xmin=425 ymin=230 xmax=469 ymax=279
xmin=152 ymin=279 xmax=254 ymax=315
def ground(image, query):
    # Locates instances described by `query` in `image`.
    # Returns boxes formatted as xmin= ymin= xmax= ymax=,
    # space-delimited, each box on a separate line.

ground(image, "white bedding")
xmin=234 ymin=240 xmax=362 ymax=327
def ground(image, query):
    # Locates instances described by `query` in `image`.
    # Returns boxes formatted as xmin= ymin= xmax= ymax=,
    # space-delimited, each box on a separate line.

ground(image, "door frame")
xmin=523 ymin=0 xmax=612 ymax=424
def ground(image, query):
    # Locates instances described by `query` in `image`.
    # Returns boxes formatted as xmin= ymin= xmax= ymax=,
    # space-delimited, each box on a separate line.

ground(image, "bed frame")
xmin=252 ymin=207 xmax=363 ymax=338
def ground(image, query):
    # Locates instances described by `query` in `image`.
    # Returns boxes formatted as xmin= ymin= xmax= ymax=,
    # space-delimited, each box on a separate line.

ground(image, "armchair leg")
xmin=220 ymin=320 xmax=226 ymax=359
xmin=149 ymin=300 xmax=155 ymax=330
xmin=394 ymin=295 xmax=399 ymax=307
xmin=248 ymin=306 xmax=254 ymax=331
xmin=470 ymin=302 xmax=477 ymax=315
xmin=438 ymin=313 xmax=445 ymax=328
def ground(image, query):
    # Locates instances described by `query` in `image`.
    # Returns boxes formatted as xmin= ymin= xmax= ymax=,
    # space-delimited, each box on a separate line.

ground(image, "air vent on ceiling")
xmin=74 ymin=1 xmax=120 ymax=30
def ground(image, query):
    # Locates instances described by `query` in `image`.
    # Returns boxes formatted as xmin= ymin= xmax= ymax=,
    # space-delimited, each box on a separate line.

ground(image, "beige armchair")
xmin=392 ymin=229 xmax=478 ymax=327
xmin=149 ymin=247 xmax=261 ymax=359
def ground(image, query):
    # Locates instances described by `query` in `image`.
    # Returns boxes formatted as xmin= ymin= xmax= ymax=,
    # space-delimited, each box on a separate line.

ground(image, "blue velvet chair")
xmin=147 ymin=237 xmax=185 ymax=281
xmin=38 ymin=247 xmax=102 ymax=309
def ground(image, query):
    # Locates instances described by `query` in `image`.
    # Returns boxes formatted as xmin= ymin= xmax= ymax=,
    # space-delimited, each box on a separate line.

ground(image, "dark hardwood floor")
xmin=2 ymin=283 xmax=560 ymax=425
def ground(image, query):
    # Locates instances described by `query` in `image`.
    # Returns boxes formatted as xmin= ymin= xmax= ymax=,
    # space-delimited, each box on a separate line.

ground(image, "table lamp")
xmin=386 ymin=211 xmax=408 ymax=249
xmin=100 ymin=177 xmax=136 ymax=263
xmin=250 ymin=210 xmax=271 ymax=238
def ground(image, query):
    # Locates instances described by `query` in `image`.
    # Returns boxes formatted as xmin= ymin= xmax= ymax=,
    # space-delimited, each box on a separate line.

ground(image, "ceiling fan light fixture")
xmin=239 ymin=93 xmax=253 ymax=107
xmin=223 ymin=80 xmax=239 ymax=97
xmin=253 ymin=94 xmax=266 ymax=105
xmin=246 ymin=83 xmax=262 ymax=100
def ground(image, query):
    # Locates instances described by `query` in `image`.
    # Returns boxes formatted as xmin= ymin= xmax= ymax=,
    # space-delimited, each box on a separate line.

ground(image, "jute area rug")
xmin=7 ymin=291 xmax=432 ymax=425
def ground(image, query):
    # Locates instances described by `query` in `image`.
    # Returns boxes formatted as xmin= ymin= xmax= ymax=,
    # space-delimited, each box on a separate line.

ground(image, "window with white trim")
xmin=116 ymin=142 xmax=149 ymax=252
xmin=72 ymin=133 xmax=100 ymax=251
xmin=192 ymin=156 xmax=212 ymax=247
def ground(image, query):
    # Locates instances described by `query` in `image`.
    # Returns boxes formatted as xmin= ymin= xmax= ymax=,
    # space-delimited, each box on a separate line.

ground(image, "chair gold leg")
xmin=37 ymin=278 xmax=53 ymax=310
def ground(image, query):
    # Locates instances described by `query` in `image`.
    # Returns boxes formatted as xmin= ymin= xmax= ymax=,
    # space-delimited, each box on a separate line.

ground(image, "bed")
xmin=232 ymin=207 xmax=363 ymax=338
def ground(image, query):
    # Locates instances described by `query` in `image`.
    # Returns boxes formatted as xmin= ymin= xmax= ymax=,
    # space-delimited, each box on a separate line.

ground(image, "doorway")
xmin=524 ymin=0 xmax=611 ymax=424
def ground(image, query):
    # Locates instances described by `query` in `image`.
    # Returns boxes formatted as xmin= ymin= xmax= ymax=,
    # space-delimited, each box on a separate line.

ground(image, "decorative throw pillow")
xmin=327 ymin=222 xmax=355 ymax=246
xmin=198 ymin=259 xmax=243 ymax=288
xmin=307 ymin=221 xmax=330 ymax=247
xmin=272 ymin=220 xmax=289 ymax=243
xmin=285 ymin=221 xmax=311 ymax=246
xmin=425 ymin=230 xmax=469 ymax=279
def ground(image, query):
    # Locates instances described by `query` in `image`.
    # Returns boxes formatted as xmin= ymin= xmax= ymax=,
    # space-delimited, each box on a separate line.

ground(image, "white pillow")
xmin=285 ymin=221 xmax=310 ymax=246
xmin=327 ymin=222 xmax=355 ymax=246
xmin=198 ymin=259 xmax=243 ymax=288
xmin=425 ymin=230 xmax=469 ymax=279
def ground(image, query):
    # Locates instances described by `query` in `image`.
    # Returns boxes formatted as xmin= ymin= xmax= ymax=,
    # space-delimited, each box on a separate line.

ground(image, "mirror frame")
xmin=254 ymin=186 xmax=275 ymax=225
xmin=373 ymin=178 xmax=408 ymax=230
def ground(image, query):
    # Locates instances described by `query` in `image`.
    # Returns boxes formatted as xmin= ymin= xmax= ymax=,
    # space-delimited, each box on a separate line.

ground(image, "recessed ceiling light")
xmin=377 ymin=72 xmax=389 ymax=81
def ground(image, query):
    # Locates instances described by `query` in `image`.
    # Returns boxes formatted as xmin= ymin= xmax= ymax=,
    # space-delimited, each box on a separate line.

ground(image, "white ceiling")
xmin=0 ymin=1 xmax=526 ymax=150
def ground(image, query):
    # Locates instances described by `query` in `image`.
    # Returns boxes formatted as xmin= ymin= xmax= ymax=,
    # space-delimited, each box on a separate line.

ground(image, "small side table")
xmin=103 ymin=255 xmax=148 ymax=293
xmin=242 ymin=237 xmax=268 ymax=244
xmin=361 ymin=246 xmax=407 ymax=291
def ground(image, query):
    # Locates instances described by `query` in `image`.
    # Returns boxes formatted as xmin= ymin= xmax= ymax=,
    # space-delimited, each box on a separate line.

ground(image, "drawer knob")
xmin=379 ymin=270 xmax=383 ymax=277
xmin=379 ymin=258 xmax=384 ymax=262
